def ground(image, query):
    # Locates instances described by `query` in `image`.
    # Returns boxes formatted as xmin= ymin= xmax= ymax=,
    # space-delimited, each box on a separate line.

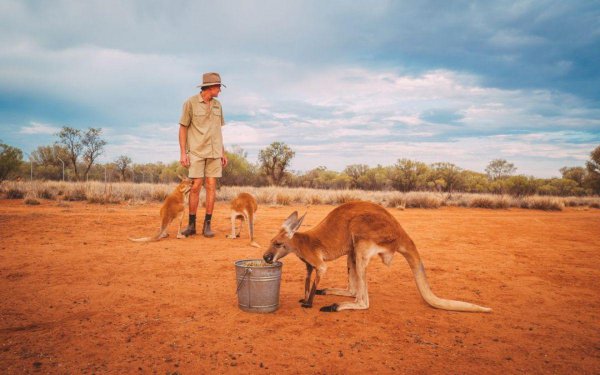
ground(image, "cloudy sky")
xmin=1 ymin=0 xmax=599 ymax=177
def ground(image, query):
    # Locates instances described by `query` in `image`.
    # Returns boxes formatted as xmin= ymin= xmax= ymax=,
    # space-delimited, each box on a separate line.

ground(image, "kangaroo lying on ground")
xmin=226 ymin=192 xmax=260 ymax=248
xmin=128 ymin=176 xmax=192 ymax=242
xmin=263 ymin=201 xmax=491 ymax=313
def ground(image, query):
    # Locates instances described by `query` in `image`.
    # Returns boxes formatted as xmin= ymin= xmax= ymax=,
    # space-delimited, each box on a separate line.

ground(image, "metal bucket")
xmin=235 ymin=259 xmax=283 ymax=313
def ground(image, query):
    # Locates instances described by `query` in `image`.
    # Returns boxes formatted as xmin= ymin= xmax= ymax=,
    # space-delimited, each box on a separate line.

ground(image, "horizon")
xmin=1 ymin=1 xmax=599 ymax=178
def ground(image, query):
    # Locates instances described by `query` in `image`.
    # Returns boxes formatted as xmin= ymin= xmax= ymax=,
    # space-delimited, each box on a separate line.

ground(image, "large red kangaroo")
xmin=263 ymin=201 xmax=491 ymax=313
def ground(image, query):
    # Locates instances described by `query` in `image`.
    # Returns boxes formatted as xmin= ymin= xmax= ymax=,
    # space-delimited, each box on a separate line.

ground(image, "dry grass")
xmin=1 ymin=180 xmax=599 ymax=211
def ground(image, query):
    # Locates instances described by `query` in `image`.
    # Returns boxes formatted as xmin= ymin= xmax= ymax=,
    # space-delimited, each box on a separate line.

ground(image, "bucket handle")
xmin=236 ymin=268 xmax=252 ymax=293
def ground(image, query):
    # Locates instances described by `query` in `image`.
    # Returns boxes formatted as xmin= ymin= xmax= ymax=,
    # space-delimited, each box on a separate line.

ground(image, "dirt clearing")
xmin=1 ymin=200 xmax=599 ymax=374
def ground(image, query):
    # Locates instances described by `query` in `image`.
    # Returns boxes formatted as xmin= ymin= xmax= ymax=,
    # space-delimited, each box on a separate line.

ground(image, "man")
xmin=179 ymin=72 xmax=228 ymax=237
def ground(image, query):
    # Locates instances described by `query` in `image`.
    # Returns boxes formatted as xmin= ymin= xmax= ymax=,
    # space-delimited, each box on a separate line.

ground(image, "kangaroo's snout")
xmin=263 ymin=252 xmax=274 ymax=264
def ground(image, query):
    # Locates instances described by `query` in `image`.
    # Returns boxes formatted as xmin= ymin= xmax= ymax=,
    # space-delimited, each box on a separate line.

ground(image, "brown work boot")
xmin=181 ymin=215 xmax=196 ymax=237
xmin=202 ymin=219 xmax=215 ymax=238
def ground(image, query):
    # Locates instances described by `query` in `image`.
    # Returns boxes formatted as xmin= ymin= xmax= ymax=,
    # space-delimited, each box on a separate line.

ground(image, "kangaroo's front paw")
xmin=176 ymin=233 xmax=185 ymax=239
xmin=320 ymin=304 xmax=339 ymax=312
xmin=226 ymin=234 xmax=236 ymax=239
xmin=301 ymin=302 xmax=313 ymax=308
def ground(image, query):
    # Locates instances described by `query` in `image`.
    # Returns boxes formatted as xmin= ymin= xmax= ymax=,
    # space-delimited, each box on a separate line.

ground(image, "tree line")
xmin=1 ymin=127 xmax=599 ymax=196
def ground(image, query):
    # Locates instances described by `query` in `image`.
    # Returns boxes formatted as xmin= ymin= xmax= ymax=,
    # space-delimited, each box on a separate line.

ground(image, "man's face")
xmin=207 ymin=85 xmax=221 ymax=97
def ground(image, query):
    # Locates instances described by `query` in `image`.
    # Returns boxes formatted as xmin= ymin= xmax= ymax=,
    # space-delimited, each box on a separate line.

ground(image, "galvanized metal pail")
xmin=235 ymin=259 xmax=282 ymax=313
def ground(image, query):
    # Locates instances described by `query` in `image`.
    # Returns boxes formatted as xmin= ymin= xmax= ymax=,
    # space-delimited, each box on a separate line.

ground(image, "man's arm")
xmin=179 ymin=125 xmax=190 ymax=167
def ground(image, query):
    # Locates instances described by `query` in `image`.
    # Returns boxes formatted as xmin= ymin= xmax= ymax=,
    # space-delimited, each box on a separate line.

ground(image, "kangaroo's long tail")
xmin=128 ymin=235 xmax=160 ymax=242
xmin=412 ymin=261 xmax=491 ymax=312
xmin=402 ymin=249 xmax=492 ymax=313
xmin=128 ymin=230 xmax=163 ymax=243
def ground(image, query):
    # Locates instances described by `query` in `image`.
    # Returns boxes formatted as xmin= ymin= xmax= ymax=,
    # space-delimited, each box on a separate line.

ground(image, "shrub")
xmin=308 ymin=194 xmax=323 ymax=205
xmin=152 ymin=189 xmax=168 ymax=202
xmin=64 ymin=186 xmax=87 ymax=201
xmin=332 ymin=192 xmax=360 ymax=204
xmin=469 ymin=196 xmax=497 ymax=209
xmin=405 ymin=193 xmax=442 ymax=208
xmin=276 ymin=193 xmax=292 ymax=205
xmin=7 ymin=188 xmax=25 ymax=199
xmin=24 ymin=198 xmax=40 ymax=205
xmin=386 ymin=194 xmax=406 ymax=209
xmin=521 ymin=196 xmax=564 ymax=211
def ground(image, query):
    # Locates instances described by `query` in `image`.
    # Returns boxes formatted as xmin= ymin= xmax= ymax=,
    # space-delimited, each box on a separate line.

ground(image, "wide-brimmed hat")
xmin=197 ymin=72 xmax=226 ymax=88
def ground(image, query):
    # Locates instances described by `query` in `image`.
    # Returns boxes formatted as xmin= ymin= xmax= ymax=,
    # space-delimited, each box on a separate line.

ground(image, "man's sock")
xmin=204 ymin=213 xmax=212 ymax=222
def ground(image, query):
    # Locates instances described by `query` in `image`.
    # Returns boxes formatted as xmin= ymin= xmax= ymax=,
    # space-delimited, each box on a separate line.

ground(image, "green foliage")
xmin=429 ymin=162 xmax=464 ymax=192
xmin=485 ymin=159 xmax=517 ymax=180
xmin=559 ymin=166 xmax=587 ymax=185
xmin=55 ymin=126 xmax=107 ymax=181
xmin=6 ymin=139 xmax=600 ymax=198
xmin=56 ymin=126 xmax=83 ymax=180
xmin=586 ymin=145 xmax=600 ymax=194
xmin=222 ymin=150 xmax=260 ymax=186
xmin=357 ymin=165 xmax=394 ymax=190
xmin=295 ymin=166 xmax=351 ymax=189
xmin=258 ymin=142 xmax=295 ymax=186
xmin=461 ymin=171 xmax=490 ymax=193
xmin=391 ymin=159 xmax=429 ymax=192
xmin=504 ymin=175 xmax=539 ymax=197
xmin=343 ymin=164 xmax=370 ymax=189
xmin=81 ymin=128 xmax=107 ymax=180
xmin=0 ymin=141 xmax=23 ymax=181
xmin=114 ymin=155 xmax=132 ymax=181
xmin=538 ymin=178 xmax=580 ymax=196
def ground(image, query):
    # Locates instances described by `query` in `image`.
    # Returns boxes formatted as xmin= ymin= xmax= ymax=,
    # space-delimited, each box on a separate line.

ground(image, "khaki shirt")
xmin=179 ymin=95 xmax=225 ymax=158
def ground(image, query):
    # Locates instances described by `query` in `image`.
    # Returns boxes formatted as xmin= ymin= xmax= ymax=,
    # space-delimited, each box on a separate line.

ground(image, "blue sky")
xmin=1 ymin=0 xmax=599 ymax=177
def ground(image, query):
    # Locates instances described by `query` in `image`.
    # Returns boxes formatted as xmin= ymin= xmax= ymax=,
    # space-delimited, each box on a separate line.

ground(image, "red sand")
xmin=1 ymin=199 xmax=599 ymax=374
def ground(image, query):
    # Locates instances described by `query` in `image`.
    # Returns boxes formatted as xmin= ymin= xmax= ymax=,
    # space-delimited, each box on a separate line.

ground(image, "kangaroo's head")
xmin=177 ymin=175 xmax=192 ymax=194
xmin=263 ymin=211 xmax=306 ymax=264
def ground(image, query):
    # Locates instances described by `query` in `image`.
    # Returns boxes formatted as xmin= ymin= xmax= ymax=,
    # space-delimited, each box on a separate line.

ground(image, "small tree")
xmin=258 ymin=142 xmax=295 ymax=186
xmin=31 ymin=144 xmax=70 ymax=180
xmin=585 ymin=145 xmax=600 ymax=194
xmin=114 ymin=155 xmax=132 ymax=181
xmin=82 ymin=128 xmax=107 ymax=180
xmin=430 ymin=162 xmax=464 ymax=193
xmin=391 ymin=159 xmax=429 ymax=192
xmin=56 ymin=127 xmax=84 ymax=180
xmin=0 ymin=141 xmax=23 ymax=181
xmin=485 ymin=159 xmax=517 ymax=180
xmin=559 ymin=166 xmax=587 ymax=186
xmin=343 ymin=164 xmax=370 ymax=189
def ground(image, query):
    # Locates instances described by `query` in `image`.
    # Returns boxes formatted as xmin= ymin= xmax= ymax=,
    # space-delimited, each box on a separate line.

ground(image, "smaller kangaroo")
xmin=226 ymin=192 xmax=260 ymax=248
xmin=128 ymin=176 xmax=192 ymax=242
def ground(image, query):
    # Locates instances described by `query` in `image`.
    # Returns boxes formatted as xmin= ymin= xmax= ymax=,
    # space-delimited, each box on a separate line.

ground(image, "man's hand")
xmin=180 ymin=152 xmax=190 ymax=168
xmin=221 ymin=154 xmax=228 ymax=168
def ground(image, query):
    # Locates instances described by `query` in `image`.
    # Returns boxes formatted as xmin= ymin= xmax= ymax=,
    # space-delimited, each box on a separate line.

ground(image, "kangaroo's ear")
xmin=282 ymin=211 xmax=306 ymax=238
xmin=282 ymin=211 xmax=299 ymax=238
xmin=291 ymin=212 xmax=306 ymax=234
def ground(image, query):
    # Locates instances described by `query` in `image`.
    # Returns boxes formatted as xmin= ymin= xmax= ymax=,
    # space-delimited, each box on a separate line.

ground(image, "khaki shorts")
xmin=188 ymin=154 xmax=222 ymax=178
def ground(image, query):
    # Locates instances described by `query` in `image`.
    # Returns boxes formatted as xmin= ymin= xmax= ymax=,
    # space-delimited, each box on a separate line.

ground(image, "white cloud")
xmin=19 ymin=121 xmax=60 ymax=134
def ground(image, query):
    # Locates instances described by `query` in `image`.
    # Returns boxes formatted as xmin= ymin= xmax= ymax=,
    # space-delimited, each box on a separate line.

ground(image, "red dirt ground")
xmin=0 ymin=199 xmax=599 ymax=374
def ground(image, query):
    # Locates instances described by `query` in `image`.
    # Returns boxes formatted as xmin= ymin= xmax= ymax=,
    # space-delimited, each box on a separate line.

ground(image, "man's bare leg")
xmin=202 ymin=177 xmax=217 ymax=237
xmin=182 ymin=178 xmax=203 ymax=237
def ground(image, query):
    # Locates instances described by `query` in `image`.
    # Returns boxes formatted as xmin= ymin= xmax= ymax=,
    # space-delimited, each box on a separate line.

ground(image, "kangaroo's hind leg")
xmin=321 ymin=242 xmax=372 ymax=312
xmin=226 ymin=211 xmax=239 ymax=239
xmin=247 ymin=212 xmax=260 ymax=248
xmin=176 ymin=206 xmax=187 ymax=239
xmin=317 ymin=251 xmax=357 ymax=297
